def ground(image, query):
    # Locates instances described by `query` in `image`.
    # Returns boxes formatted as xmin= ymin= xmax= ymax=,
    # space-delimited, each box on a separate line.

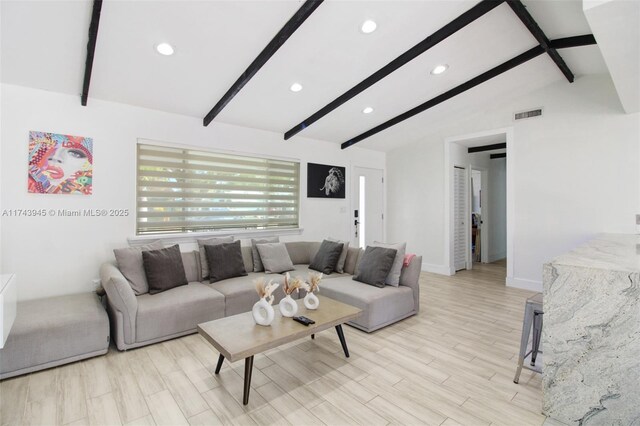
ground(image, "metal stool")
xmin=514 ymin=292 xmax=543 ymax=384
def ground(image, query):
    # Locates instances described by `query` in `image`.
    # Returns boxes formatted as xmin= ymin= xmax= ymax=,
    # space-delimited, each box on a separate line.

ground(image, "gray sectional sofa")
xmin=101 ymin=241 xmax=422 ymax=350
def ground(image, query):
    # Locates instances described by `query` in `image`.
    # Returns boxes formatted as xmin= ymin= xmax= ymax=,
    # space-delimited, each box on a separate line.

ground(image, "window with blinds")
xmin=136 ymin=143 xmax=300 ymax=235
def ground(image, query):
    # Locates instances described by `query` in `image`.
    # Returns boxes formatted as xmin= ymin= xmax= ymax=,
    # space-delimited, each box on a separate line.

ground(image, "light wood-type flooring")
xmin=1 ymin=262 xmax=555 ymax=426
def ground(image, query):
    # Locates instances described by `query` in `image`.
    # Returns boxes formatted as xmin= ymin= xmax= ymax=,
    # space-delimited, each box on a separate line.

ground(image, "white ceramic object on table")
xmin=304 ymin=292 xmax=319 ymax=310
xmin=252 ymin=297 xmax=275 ymax=326
xmin=279 ymin=294 xmax=298 ymax=317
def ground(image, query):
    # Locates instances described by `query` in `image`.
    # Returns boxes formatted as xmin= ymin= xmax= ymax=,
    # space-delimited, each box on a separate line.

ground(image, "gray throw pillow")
xmin=256 ymin=243 xmax=295 ymax=274
xmin=251 ymin=237 xmax=279 ymax=272
xmin=113 ymin=241 xmax=164 ymax=295
xmin=327 ymin=237 xmax=350 ymax=273
xmin=371 ymin=241 xmax=406 ymax=287
xmin=197 ymin=236 xmax=233 ymax=280
xmin=310 ymin=240 xmax=344 ymax=275
xmin=353 ymin=246 xmax=398 ymax=288
xmin=205 ymin=240 xmax=248 ymax=283
xmin=142 ymin=245 xmax=188 ymax=295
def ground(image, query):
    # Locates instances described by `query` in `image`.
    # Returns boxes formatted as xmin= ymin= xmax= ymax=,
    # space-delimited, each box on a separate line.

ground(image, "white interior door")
xmin=454 ymin=166 xmax=468 ymax=271
xmin=353 ymin=167 xmax=384 ymax=248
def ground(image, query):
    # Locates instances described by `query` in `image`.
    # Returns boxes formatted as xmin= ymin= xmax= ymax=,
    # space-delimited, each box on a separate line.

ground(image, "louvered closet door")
xmin=454 ymin=166 xmax=467 ymax=271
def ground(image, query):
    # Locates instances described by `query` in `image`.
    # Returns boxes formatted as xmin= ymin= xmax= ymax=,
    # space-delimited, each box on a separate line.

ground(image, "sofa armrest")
xmin=100 ymin=262 xmax=138 ymax=346
xmin=399 ymin=255 xmax=422 ymax=313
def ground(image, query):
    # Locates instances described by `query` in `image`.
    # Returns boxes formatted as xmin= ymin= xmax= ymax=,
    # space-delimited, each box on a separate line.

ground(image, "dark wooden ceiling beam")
xmin=340 ymin=31 xmax=596 ymax=149
xmin=284 ymin=0 xmax=505 ymax=140
xmin=506 ymin=0 xmax=574 ymax=82
xmin=81 ymin=0 xmax=103 ymax=106
xmin=490 ymin=153 xmax=507 ymax=159
xmin=468 ymin=143 xmax=506 ymax=153
xmin=341 ymin=45 xmax=545 ymax=149
xmin=549 ymin=34 xmax=597 ymax=50
xmin=203 ymin=0 xmax=324 ymax=126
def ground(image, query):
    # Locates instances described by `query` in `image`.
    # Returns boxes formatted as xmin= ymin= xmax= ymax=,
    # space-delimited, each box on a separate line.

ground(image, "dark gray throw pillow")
xmin=205 ymin=240 xmax=248 ymax=283
xmin=353 ymin=246 xmax=398 ymax=288
xmin=309 ymin=240 xmax=344 ymax=275
xmin=142 ymin=244 xmax=188 ymax=295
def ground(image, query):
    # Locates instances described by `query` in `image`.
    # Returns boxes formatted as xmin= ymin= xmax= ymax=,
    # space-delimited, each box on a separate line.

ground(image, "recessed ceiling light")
xmin=362 ymin=107 xmax=374 ymax=114
xmin=155 ymin=43 xmax=174 ymax=56
xmin=361 ymin=20 xmax=377 ymax=34
xmin=431 ymin=64 xmax=449 ymax=75
xmin=289 ymin=82 xmax=303 ymax=92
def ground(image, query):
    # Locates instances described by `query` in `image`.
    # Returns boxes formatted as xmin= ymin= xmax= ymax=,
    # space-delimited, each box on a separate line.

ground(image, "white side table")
xmin=0 ymin=274 xmax=17 ymax=349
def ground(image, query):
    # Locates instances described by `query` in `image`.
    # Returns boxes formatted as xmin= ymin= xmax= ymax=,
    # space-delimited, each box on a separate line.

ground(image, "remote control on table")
xmin=293 ymin=316 xmax=315 ymax=326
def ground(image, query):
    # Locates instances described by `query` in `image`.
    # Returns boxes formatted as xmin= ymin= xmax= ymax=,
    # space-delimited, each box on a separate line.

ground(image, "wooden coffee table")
xmin=197 ymin=295 xmax=361 ymax=405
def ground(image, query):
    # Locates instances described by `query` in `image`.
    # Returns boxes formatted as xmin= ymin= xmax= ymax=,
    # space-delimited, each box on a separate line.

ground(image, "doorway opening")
xmin=444 ymin=128 xmax=513 ymax=285
xmin=470 ymin=168 xmax=484 ymax=264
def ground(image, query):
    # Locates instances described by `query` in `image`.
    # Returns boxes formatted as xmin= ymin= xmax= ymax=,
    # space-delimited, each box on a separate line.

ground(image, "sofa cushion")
xmin=320 ymin=278 xmax=415 ymax=331
xmin=136 ymin=283 xmax=225 ymax=343
xmin=241 ymin=246 xmax=254 ymax=273
xmin=344 ymin=247 xmax=362 ymax=275
xmin=113 ymin=241 xmax=164 ymax=295
xmin=257 ymin=243 xmax=295 ymax=274
xmin=309 ymin=240 xmax=344 ymax=274
xmin=143 ymin=244 xmax=188 ymax=294
xmin=288 ymin=264 xmax=351 ymax=280
xmin=197 ymin=236 xmax=233 ymax=280
xmin=371 ymin=241 xmax=406 ymax=286
xmin=251 ymin=237 xmax=279 ymax=272
xmin=353 ymin=246 xmax=397 ymax=288
xmin=207 ymin=273 xmax=288 ymax=316
xmin=182 ymin=251 xmax=200 ymax=283
xmin=205 ymin=240 xmax=247 ymax=283
xmin=284 ymin=241 xmax=321 ymax=265
xmin=326 ymin=238 xmax=350 ymax=273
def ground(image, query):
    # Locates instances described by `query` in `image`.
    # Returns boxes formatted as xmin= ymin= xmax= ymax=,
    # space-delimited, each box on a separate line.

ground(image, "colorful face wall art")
xmin=28 ymin=131 xmax=93 ymax=195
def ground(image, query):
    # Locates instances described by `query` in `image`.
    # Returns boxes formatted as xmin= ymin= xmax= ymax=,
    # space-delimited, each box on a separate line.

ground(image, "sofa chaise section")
xmin=0 ymin=293 xmax=109 ymax=379
xmin=320 ymin=255 xmax=422 ymax=332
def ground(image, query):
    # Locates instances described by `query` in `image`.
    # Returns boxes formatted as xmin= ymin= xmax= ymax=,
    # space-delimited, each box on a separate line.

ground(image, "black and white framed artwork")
xmin=307 ymin=163 xmax=346 ymax=199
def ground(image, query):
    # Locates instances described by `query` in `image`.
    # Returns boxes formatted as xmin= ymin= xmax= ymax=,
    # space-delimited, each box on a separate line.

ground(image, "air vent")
xmin=514 ymin=108 xmax=543 ymax=120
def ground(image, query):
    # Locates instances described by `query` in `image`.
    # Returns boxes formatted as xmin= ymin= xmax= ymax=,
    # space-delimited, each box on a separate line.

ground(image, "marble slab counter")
xmin=543 ymin=234 xmax=640 ymax=425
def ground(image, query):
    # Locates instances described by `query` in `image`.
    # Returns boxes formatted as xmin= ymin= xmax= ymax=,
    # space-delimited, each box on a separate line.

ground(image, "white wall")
xmin=0 ymin=84 xmax=385 ymax=301
xmin=387 ymin=74 xmax=639 ymax=291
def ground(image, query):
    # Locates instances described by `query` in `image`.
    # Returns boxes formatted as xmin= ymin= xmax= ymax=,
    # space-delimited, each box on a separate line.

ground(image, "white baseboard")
xmin=421 ymin=262 xmax=454 ymax=276
xmin=506 ymin=276 xmax=542 ymax=292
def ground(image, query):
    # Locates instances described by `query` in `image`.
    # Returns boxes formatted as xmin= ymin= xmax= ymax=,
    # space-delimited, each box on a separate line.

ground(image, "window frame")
xmin=134 ymin=139 xmax=302 ymax=239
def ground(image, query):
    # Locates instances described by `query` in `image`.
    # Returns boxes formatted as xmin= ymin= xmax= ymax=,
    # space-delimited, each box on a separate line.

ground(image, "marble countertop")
xmin=550 ymin=233 xmax=640 ymax=273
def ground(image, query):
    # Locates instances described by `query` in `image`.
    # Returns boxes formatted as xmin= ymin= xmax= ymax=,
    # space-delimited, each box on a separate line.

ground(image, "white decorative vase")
xmin=304 ymin=292 xmax=319 ymax=310
xmin=252 ymin=297 xmax=275 ymax=326
xmin=279 ymin=295 xmax=298 ymax=317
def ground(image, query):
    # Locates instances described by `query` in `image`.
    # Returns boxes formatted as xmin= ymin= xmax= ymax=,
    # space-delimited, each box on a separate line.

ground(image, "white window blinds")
xmin=136 ymin=143 xmax=300 ymax=235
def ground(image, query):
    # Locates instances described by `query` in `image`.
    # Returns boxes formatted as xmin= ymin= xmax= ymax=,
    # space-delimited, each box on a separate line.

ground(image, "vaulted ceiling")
xmin=1 ymin=0 xmax=611 ymax=152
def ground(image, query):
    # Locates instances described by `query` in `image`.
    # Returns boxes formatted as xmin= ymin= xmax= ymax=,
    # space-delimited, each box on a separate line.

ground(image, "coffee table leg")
xmin=215 ymin=354 xmax=224 ymax=374
xmin=335 ymin=325 xmax=350 ymax=358
xmin=243 ymin=356 xmax=254 ymax=405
